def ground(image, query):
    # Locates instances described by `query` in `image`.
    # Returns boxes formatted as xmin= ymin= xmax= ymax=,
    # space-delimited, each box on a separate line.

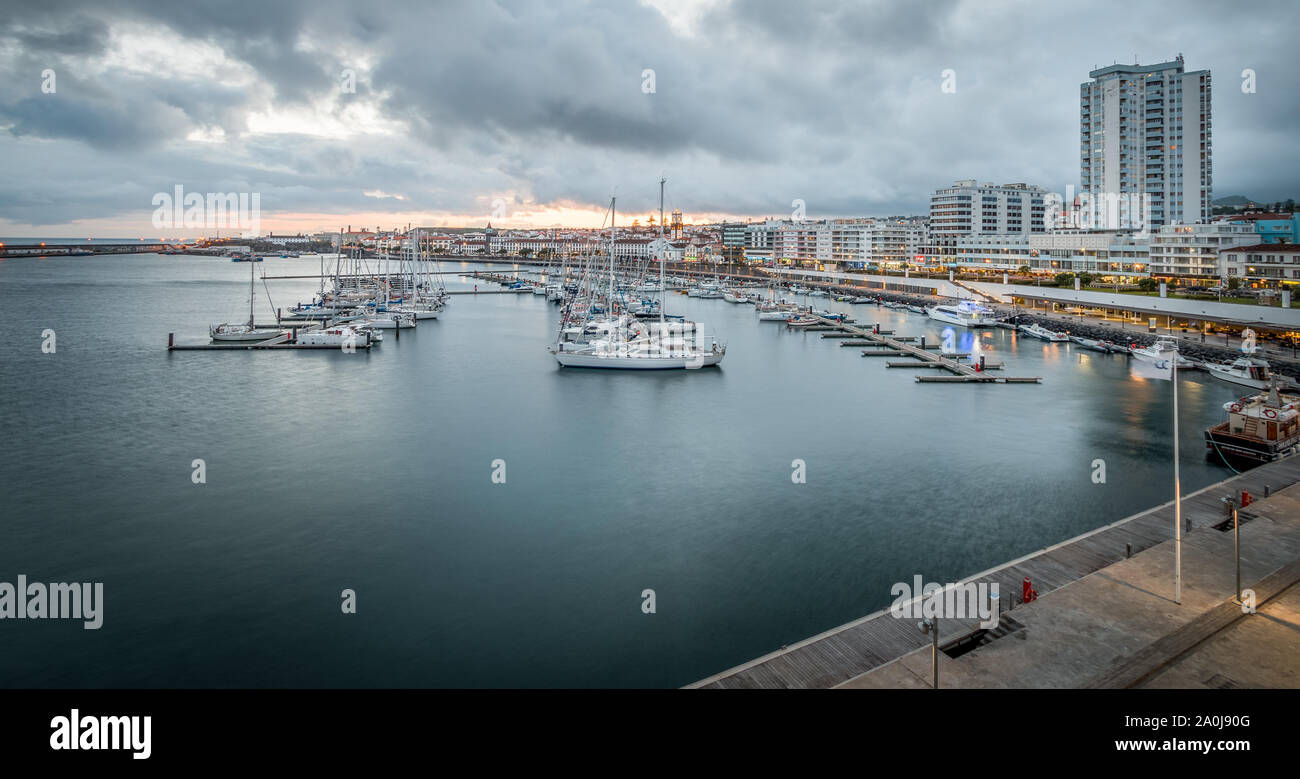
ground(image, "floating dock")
xmin=806 ymin=316 xmax=1041 ymax=383
xmin=165 ymin=331 xmax=372 ymax=351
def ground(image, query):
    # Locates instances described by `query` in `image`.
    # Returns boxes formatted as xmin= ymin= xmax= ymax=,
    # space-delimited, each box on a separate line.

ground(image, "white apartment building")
xmin=1218 ymin=243 xmax=1300 ymax=285
xmin=1149 ymin=222 xmax=1256 ymax=280
xmin=1028 ymin=231 xmax=1151 ymax=277
xmin=748 ymin=219 xmax=924 ymax=268
xmin=948 ymin=231 xmax=1152 ymax=277
xmin=1080 ymin=56 xmax=1212 ymax=229
xmin=262 ymin=233 xmax=311 ymax=246
xmin=491 ymin=236 xmax=595 ymax=256
xmin=774 ymin=222 xmax=831 ymax=266
xmin=922 ymin=180 xmax=1046 ymax=265
xmin=954 ymin=235 xmax=1033 ymax=271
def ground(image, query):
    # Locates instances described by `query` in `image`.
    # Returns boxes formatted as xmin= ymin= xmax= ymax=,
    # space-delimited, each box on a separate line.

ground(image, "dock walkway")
xmin=807 ymin=316 xmax=1040 ymax=383
xmin=689 ymin=455 xmax=1300 ymax=689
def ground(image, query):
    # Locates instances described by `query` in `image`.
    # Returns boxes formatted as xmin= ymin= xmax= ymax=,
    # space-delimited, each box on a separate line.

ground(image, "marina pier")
xmin=803 ymin=315 xmax=1039 ymax=383
xmin=690 ymin=455 xmax=1300 ymax=689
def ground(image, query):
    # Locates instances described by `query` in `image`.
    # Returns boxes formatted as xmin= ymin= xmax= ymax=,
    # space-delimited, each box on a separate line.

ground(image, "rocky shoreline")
xmin=815 ymin=282 xmax=1300 ymax=386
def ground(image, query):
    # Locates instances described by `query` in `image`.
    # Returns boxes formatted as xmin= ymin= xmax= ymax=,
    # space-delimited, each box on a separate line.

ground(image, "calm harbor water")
xmin=0 ymin=253 xmax=1244 ymax=687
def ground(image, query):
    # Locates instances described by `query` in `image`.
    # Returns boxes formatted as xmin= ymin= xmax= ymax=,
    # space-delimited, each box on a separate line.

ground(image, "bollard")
xmin=921 ymin=335 xmax=926 ymax=349
xmin=1125 ymin=543 xmax=1131 ymax=559
xmin=1022 ymin=577 xmax=1038 ymax=604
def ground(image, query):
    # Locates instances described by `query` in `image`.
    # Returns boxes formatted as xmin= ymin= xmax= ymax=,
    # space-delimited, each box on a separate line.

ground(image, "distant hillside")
xmin=1212 ymin=195 xmax=1253 ymax=206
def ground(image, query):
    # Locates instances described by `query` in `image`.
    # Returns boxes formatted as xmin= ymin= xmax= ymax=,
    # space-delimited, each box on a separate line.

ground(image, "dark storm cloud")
xmin=7 ymin=15 xmax=110 ymax=56
xmin=0 ymin=0 xmax=1297 ymax=231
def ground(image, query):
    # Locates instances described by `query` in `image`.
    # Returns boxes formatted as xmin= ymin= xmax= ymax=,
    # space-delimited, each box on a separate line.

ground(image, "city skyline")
xmin=1 ymin=0 xmax=1297 ymax=237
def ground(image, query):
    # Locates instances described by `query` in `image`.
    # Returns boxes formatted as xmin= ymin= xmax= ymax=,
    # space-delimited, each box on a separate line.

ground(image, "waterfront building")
xmin=1028 ymin=231 xmax=1150 ymax=278
xmin=492 ymin=236 xmax=594 ymax=257
xmin=1213 ymin=212 xmax=1299 ymax=244
xmin=612 ymin=238 xmax=655 ymax=259
xmin=1080 ymin=56 xmax=1212 ymax=229
xmin=720 ymin=222 xmax=747 ymax=248
xmin=954 ymin=234 xmax=1033 ymax=272
xmin=920 ymin=180 xmax=1046 ymax=266
xmin=1218 ymin=243 xmax=1300 ymax=286
xmin=863 ymin=220 xmax=926 ymax=268
xmin=742 ymin=219 xmax=781 ymax=263
xmin=946 ymin=231 xmax=1151 ymax=278
xmin=262 ymin=233 xmax=311 ymax=246
xmin=1149 ymin=222 xmax=1256 ymax=280
xmin=746 ymin=218 xmax=924 ymax=269
xmin=773 ymin=222 xmax=829 ymax=267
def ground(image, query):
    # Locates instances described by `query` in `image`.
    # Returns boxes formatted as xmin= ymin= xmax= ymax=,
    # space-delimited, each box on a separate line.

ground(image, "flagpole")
xmin=1173 ymin=346 xmax=1182 ymax=605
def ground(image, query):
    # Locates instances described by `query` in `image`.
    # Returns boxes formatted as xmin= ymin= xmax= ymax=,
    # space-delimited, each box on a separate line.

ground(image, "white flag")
xmin=1131 ymin=355 xmax=1174 ymax=381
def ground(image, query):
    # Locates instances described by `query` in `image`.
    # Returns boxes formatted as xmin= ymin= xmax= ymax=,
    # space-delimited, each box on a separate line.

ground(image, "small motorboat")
xmin=1019 ymin=323 xmax=1070 ymax=342
xmin=1069 ymin=336 xmax=1124 ymax=354
xmin=1128 ymin=335 xmax=1196 ymax=368
xmin=1205 ymin=354 xmax=1296 ymax=390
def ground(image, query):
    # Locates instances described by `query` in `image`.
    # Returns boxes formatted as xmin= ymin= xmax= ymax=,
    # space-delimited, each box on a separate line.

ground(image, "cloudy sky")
xmin=1 ymin=0 xmax=1297 ymax=236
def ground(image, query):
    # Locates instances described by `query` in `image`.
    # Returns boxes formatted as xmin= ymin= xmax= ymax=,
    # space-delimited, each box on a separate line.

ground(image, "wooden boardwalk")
xmin=689 ymin=455 xmax=1300 ymax=689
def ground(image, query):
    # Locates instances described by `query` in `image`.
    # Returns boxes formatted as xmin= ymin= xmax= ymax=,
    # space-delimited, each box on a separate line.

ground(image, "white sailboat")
xmin=210 ymin=261 xmax=285 ymax=342
xmin=550 ymin=185 xmax=725 ymax=370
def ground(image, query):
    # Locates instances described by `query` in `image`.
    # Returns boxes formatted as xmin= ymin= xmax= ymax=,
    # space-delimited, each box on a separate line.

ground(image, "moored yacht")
xmin=926 ymin=300 xmax=999 ymax=327
xmin=1204 ymin=339 xmax=1296 ymax=389
xmin=295 ymin=324 xmax=371 ymax=347
xmin=363 ymin=311 xmax=417 ymax=329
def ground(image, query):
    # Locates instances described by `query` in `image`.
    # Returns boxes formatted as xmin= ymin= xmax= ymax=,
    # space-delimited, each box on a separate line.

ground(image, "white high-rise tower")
xmin=1080 ymin=55 xmax=1212 ymax=229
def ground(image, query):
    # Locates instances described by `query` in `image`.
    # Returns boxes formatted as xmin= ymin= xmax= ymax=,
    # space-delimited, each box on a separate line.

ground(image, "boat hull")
xmin=552 ymin=351 xmax=725 ymax=369
xmin=1204 ymin=366 xmax=1274 ymax=389
xmin=927 ymin=308 xmax=997 ymax=327
xmin=210 ymin=330 xmax=283 ymax=342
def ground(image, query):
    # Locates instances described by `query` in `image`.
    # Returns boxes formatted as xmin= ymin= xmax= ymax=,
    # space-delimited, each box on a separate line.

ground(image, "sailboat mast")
xmin=659 ymin=177 xmax=666 ymax=325
xmin=609 ymin=197 xmax=616 ymax=314
xmin=248 ymin=258 xmax=255 ymax=327
xmin=659 ymin=177 xmax=665 ymax=239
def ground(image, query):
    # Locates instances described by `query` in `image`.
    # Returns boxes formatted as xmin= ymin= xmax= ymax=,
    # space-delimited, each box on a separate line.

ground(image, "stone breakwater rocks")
xmin=776 ymin=281 xmax=1299 ymax=384
xmin=1006 ymin=313 xmax=1300 ymax=384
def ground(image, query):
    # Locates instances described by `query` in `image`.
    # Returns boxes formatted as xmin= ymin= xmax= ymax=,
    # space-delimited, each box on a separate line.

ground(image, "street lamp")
xmin=1223 ymin=496 xmax=1242 ymax=606
xmin=917 ymin=618 xmax=939 ymax=689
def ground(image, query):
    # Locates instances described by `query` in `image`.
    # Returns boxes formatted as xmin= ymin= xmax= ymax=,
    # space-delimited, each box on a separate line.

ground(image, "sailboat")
xmin=549 ymin=183 xmax=725 ymax=370
xmin=210 ymin=261 xmax=285 ymax=341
